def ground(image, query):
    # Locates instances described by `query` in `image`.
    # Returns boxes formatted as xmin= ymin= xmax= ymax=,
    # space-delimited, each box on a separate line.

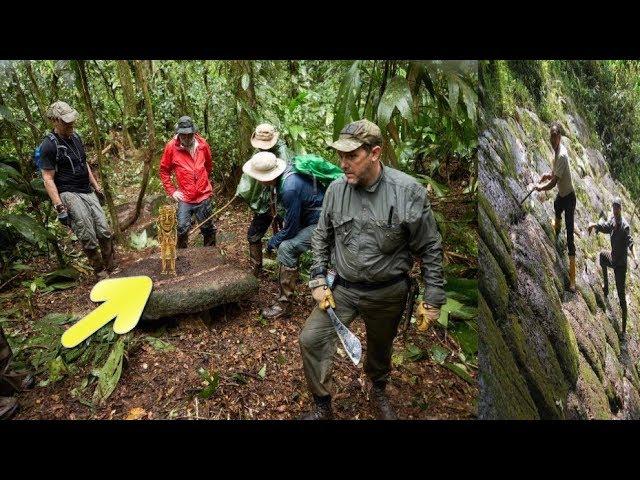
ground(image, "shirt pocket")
xmin=333 ymin=215 xmax=357 ymax=252
xmin=373 ymin=220 xmax=405 ymax=254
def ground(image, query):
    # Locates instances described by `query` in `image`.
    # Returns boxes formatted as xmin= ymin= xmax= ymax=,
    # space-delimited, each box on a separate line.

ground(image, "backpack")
xmin=33 ymin=132 xmax=81 ymax=173
xmin=281 ymin=154 xmax=344 ymax=191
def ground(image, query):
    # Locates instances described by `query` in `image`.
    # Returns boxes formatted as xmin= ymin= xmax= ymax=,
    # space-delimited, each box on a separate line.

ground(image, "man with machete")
xmin=298 ymin=119 xmax=446 ymax=420
xmin=588 ymin=197 xmax=636 ymax=336
xmin=534 ymin=122 xmax=577 ymax=292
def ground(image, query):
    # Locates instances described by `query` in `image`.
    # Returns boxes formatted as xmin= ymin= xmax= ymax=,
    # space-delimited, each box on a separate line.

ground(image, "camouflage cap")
xmin=46 ymin=101 xmax=78 ymax=123
xmin=328 ymin=119 xmax=382 ymax=152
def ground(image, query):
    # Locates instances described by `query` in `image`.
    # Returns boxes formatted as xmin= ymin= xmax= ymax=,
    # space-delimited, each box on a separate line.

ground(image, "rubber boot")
xmin=84 ymin=247 xmax=107 ymax=279
xmin=261 ymin=265 xmax=297 ymax=319
xmin=202 ymin=230 xmax=216 ymax=247
xmin=298 ymin=395 xmax=333 ymax=420
xmin=0 ymin=396 xmax=18 ymax=420
xmin=177 ymin=233 xmax=189 ymax=249
xmin=568 ymin=255 xmax=576 ymax=292
xmin=98 ymin=237 xmax=117 ymax=273
xmin=371 ymin=382 xmax=398 ymax=420
xmin=553 ymin=216 xmax=561 ymax=237
xmin=0 ymin=370 xmax=35 ymax=396
xmin=249 ymin=241 xmax=263 ymax=277
xmin=0 ymin=325 xmax=34 ymax=397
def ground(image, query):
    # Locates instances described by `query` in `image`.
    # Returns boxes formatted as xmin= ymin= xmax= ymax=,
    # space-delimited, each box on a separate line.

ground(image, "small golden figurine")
xmin=157 ymin=204 xmax=177 ymax=275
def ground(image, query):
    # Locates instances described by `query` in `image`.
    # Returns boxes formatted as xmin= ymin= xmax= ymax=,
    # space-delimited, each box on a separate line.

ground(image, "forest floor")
xmin=2 ymin=153 xmax=477 ymax=420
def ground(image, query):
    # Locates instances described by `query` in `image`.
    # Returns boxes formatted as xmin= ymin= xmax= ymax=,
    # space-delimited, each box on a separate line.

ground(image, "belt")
xmin=334 ymin=273 xmax=408 ymax=291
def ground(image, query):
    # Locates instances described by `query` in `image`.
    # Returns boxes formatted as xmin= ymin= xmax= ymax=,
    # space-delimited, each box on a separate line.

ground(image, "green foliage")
xmin=129 ymin=229 xmax=158 ymax=250
xmin=92 ymin=336 xmax=126 ymax=405
xmin=197 ymin=367 xmax=220 ymax=399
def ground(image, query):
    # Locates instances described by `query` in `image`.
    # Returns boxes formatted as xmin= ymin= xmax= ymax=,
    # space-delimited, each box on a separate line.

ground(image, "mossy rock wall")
xmin=479 ymin=105 xmax=640 ymax=419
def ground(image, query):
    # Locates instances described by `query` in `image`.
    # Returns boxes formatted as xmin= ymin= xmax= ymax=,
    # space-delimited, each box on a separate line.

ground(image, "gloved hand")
xmin=172 ymin=191 xmax=185 ymax=202
xmin=312 ymin=285 xmax=336 ymax=311
xmin=265 ymin=245 xmax=276 ymax=259
xmin=416 ymin=301 xmax=440 ymax=332
xmin=587 ymin=222 xmax=597 ymax=235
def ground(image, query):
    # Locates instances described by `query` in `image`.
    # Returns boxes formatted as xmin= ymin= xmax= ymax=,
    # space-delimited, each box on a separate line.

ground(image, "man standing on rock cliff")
xmin=535 ymin=122 xmax=576 ymax=292
xmin=588 ymin=197 xmax=636 ymax=336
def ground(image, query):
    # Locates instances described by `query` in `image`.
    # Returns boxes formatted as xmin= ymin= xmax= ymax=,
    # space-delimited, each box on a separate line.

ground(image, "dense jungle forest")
xmin=0 ymin=60 xmax=478 ymax=419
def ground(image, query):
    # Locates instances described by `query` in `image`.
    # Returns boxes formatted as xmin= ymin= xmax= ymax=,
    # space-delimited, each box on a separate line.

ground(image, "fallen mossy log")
xmin=112 ymin=246 xmax=258 ymax=320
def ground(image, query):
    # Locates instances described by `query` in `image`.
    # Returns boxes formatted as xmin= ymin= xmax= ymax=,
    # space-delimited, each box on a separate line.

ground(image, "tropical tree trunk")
xmin=74 ymin=60 xmax=123 ymax=242
xmin=24 ymin=61 xmax=48 ymax=123
xmin=11 ymin=66 xmax=40 ymax=144
xmin=115 ymin=60 xmax=138 ymax=149
xmin=230 ymin=60 xmax=257 ymax=194
xmin=121 ymin=60 xmax=156 ymax=231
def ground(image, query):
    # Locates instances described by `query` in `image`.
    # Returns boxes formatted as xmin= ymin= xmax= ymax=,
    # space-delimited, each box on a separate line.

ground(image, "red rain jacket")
xmin=159 ymin=134 xmax=213 ymax=204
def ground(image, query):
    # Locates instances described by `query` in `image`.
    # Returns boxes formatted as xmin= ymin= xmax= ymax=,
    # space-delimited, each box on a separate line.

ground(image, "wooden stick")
xmin=188 ymin=196 xmax=237 ymax=238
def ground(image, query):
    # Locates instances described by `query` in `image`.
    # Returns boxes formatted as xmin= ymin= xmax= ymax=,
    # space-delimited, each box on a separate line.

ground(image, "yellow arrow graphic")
xmin=61 ymin=276 xmax=153 ymax=348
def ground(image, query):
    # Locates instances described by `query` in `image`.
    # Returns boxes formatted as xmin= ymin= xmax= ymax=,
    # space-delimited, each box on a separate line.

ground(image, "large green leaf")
xmin=3 ymin=213 xmax=53 ymax=245
xmin=448 ymin=320 xmax=478 ymax=357
xmin=93 ymin=336 xmax=125 ymax=405
xmin=333 ymin=61 xmax=361 ymax=139
xmin=377 ymin=76 xmax=413 ymax=129
xmin=437 ymin=297 xmax=477 ymax=328
xmin=444 ymin=277 xmax=479 ymax=305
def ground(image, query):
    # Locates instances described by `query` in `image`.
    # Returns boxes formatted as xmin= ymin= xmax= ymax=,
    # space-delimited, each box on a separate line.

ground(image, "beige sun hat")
xmin=46 ymin=101 xmax=79 ymax=123
xmin=242 ymin=151 xmax=287 ymax=182
xmin=251 ymin=123 xmax=279 ymax=150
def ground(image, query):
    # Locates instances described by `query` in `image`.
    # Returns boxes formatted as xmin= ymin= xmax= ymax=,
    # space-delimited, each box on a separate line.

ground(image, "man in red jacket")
xmin=160 ymin=116 xmax=216 ymax=248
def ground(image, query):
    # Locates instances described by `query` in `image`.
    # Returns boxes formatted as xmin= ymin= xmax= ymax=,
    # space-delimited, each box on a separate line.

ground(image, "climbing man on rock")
xmin=40 ymin=101 xmax=117 ymax=279
xmin=535 ymin=122 xmax=576 ymax=292
xmin=588 ymin=197 xmax=636 ymax=336
xmin=298 ymin=119 xmax=446 ymax=420
xmin=236 ymin=123 xmax=291 ymax=277
xmin=242 ymin=149 xmax=324 ymax=319
xmin=1 ymin=324 xmax=35 ymax=419
xmin=160 ymin=116 xmax=216 ymax=248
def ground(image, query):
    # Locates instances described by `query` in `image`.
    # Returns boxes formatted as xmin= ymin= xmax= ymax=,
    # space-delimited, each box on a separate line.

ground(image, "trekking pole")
xmin=519 ymin=188 xmax=535 ymax=206
xmin=187 ymin=195 xmax=237 ymax=238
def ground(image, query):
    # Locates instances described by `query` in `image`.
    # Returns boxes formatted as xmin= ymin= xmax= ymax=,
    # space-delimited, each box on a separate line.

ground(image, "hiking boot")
xmin=0 ymin=369 xmax=35 ymax=396
xmin=262 ymin=265 xmax=297 ymax=319
xmin=84 ymin=247 xmax=107 ymax=279
xmin=177 ymin=233 xmax=189 ymax=249
xmin=98 ymin=237 xmax=117 ymax=273
xmin=568 ymin=255 xmax=576 ymax=293
xmin=372 ymin=382 xmax=397 ymax=420
xmin=0 ymin=396 xmax=18 ymax=420
xmin=202 ymin=230 xmax=216 ymax=247
xmin=298 ymin=396 xmax=333 ymax=420
xmin=249 ymin=241 xmax=263 ymax=277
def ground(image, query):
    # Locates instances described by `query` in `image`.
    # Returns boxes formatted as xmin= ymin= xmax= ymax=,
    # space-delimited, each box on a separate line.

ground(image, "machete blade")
xmin=326 ymin=307 xmax=362 ymax=366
